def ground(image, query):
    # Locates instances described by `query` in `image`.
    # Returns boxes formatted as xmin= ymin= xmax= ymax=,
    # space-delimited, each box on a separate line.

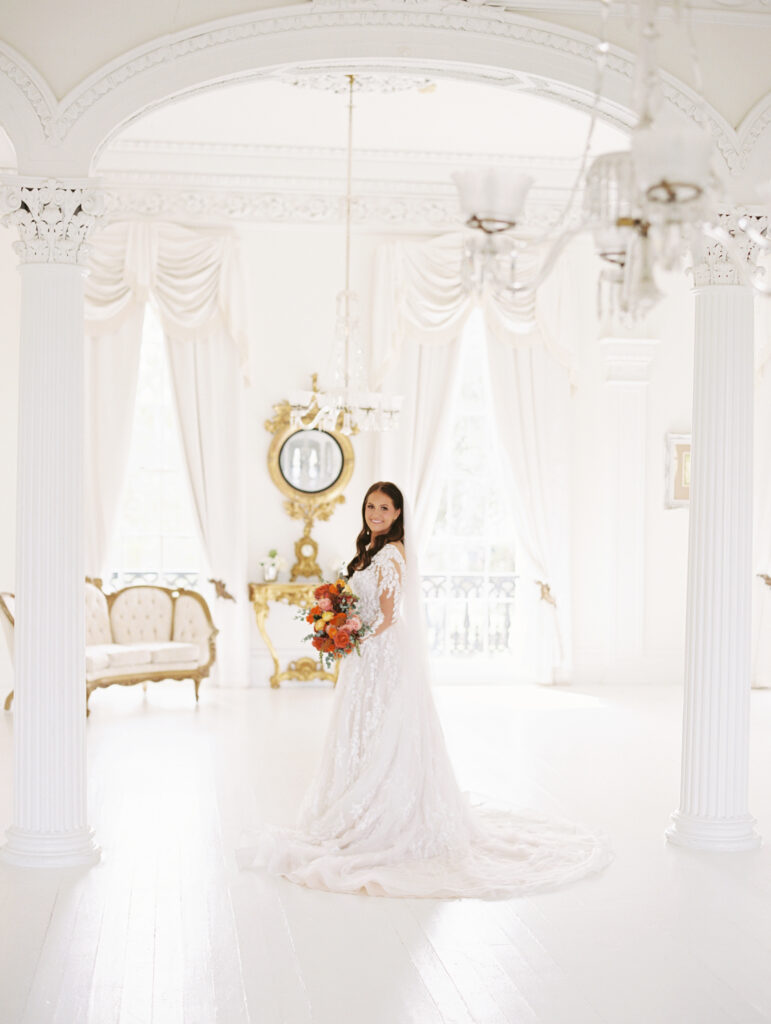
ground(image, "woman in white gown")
xmin=238 ymin=481 xmax=611 ymax=898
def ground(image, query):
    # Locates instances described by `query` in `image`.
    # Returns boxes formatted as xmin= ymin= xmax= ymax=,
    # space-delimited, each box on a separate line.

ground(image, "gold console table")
xmin=249 ymin=581 xmax=339 ymax=689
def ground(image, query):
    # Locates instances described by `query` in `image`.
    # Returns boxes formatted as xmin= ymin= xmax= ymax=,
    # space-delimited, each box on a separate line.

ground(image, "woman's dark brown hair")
xmin=346 ymin=481 xmax=405 ymax=576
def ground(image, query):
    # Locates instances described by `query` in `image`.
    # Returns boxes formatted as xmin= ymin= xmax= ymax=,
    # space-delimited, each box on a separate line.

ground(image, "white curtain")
xmin=166 ymin=326 xmax=249 ymax=687
xmin=84 ymin=223 xmax=149 ymax=579
xmin=84 ymin=221 xmax=250 ymax=685
xmin=371 ymin=233 xmax=579 ymax=683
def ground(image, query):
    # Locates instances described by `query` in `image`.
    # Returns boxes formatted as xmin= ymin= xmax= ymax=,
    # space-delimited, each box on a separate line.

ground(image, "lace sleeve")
xmin=370 ymin=546 xmax=404 ymax=637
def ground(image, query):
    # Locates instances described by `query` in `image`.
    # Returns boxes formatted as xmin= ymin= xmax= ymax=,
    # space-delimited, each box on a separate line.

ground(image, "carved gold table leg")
xmin=250 ymin=582 xmax=341 ymax=688
xmin=253 ymin=599 xmax=282 ymax=688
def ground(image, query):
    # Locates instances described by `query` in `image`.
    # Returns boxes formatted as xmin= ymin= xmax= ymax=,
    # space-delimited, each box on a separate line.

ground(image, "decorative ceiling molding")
xmin=452 ymin=0 xmax=771 ymax=26
xmin=275 ymin=69 xmax=434 ymax=92
xmin=99 ymin=181 xmax=566 ymax=230
xmin=0 ymin=0 xmax=764 ymax=174
xmin=55 ymin=7 xmax=656 ymax=145
xmin=0 ymin=3 xmax=734 ymax=157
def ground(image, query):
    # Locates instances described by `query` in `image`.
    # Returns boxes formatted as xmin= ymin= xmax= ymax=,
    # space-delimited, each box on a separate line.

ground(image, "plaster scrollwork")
xmin=690 ymin=210 xmax=769 ymax=286
xmin=99 ymin=182 xmax=564 ymax=228
xmin=0 ymin=179 xmax=104 ymax=265
xmin=276 ymin=69 xmax=434 ymax=92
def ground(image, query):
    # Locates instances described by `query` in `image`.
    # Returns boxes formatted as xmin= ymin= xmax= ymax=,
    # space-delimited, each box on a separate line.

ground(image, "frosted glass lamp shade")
xmin=584 ymin=150 xmax=641 ymax=262
xmin=452 ymin=168 xmax=534 ymax=228
xmin=632 ymin=118 xmax=713 ymax=201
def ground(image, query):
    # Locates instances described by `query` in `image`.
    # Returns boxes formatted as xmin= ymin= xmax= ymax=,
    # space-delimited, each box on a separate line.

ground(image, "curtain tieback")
xmin=209 ymin=578 xmax=236 ymax=601
xmin=536 ymin=580 xmax=557 ymax=607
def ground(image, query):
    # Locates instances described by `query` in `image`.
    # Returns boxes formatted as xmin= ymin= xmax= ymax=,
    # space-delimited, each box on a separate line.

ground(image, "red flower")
xmin=311 ymin=636 xmax=324 ymax=650
xmin=334 ymin=630 xmax=351 ymax=649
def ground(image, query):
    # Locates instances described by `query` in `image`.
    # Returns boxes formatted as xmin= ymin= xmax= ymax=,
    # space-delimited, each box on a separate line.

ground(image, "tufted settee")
xmin=84 ymin=581 xmax=218 ymax=709
xmin=3 ymin=582 xmax=217 ymax=712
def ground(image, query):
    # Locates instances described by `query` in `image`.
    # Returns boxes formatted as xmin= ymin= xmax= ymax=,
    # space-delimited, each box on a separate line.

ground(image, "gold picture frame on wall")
xmin=265 ymin=376 xmax=355 ymax=580
xmin=665 ymin=432 xmax=691 ymax=508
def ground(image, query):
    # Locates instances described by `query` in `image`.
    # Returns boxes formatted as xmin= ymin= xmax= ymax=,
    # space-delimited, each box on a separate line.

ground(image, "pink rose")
xmin=318 ymin=597 xmax=333 ymax=611
xmin=347 ymin=615 xmax=361 ymax=631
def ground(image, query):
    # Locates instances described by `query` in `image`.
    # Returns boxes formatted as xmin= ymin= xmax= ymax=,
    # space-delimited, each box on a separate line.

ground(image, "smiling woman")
xmin=237 ymin=478 xmax=611 ymax=898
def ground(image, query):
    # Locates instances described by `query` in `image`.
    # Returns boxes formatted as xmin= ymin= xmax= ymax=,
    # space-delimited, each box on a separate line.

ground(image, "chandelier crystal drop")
xmin=288 ymin=73 xmax=402 ymax=436
xmin=451 ymin=0 xmax=770 ymax=321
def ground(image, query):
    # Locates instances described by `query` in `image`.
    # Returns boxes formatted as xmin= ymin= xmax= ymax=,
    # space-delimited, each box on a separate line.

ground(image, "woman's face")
xmin=365 ymin=491 xmax=401 ymax=538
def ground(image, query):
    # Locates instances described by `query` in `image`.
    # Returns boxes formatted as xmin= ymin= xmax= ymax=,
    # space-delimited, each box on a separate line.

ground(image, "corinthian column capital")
xmin=690 ymin=209 xmax=768 ymax=288
xmin=0 ymin=177 xmax=103 ymax=265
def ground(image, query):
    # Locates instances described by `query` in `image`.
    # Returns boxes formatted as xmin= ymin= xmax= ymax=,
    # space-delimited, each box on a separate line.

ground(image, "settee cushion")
xmin=85 ymin=649 xmax=110 ymax=673
xmin=128 ymin=641 xmax=200 ymax=665
xmin=88 ymin=643 xmax=153 ymax=669
xmin=110 ymin=587 xmax=174 ymax=644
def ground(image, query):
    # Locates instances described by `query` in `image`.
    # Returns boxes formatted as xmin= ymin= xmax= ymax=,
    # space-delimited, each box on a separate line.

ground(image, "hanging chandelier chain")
xmin=288 ymin=70 xmax=402 ymax=436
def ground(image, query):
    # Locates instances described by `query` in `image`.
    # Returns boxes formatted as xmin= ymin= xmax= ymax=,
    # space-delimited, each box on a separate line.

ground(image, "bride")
xmin=237 ymin=481 xmax=611 ymax=898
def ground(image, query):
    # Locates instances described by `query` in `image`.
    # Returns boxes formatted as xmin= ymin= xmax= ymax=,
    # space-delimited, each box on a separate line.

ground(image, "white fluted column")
xmin=667 ymin=215 xmax=765 ymax=852
xmin=0 ymin=179 xmax=102 ymax=867
xmin=602 ymin=336 xmax=659 ymax=678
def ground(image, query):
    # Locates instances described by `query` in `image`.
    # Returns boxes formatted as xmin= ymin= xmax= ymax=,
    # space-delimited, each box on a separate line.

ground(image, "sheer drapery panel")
xmin=372 ymin=233 xmax=578 ymax=682
xmin=84 ymin=221 xmax=249 ymax=685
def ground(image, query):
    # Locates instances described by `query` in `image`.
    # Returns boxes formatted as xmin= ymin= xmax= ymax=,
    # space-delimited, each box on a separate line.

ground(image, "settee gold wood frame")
xmin=1 ymin=592 xmax=14 ymax=711
xmin=265 ymin=374 xmax=355 ymax=581
xmin=3 ymin=583 xmax=218 ymax=714
xmin=85 ymin=584 xmax=218 ymax=710
xmin=249 ymin=581 xmax=339 ymax=688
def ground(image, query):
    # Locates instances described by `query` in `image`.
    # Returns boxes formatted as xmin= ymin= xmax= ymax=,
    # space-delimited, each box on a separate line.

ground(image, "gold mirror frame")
xmin=265 ymin=376 xmax=355 ymax=581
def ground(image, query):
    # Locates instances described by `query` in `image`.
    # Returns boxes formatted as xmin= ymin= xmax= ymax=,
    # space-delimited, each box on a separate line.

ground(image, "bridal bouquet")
xmin=302 ymin=579 xmax=369 ymax=668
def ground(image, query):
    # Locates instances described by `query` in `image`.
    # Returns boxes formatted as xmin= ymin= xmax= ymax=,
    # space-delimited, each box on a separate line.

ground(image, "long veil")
xmin=236 ymin=490 xmax=612 ymax=898
xmin=399 ymin=496 xmax=434 ymax=690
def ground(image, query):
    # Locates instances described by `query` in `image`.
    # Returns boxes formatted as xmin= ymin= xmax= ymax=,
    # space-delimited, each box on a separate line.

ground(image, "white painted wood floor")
xmin=2 ymin=680 xmax=771 ymax=1024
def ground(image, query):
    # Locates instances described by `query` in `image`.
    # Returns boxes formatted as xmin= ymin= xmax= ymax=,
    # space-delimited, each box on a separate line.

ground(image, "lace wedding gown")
xmin=237 ymin=544 xmax=611 ymax=898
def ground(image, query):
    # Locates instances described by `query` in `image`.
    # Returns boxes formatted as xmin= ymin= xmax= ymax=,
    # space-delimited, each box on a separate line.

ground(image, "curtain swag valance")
xmin=84 ymin=221 xmax=249 ymax=377
xmin=371 ymin=232 xmax=579 ymax=388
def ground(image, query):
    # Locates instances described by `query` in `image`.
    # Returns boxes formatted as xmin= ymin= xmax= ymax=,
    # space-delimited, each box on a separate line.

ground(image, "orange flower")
xmin=310 ymin=605 xmax=321 ymax=617
xmin=327 ymin=625 xmax=338 ymax=639
xmin=313 ymin=585 xmax=328 ymax=600
xmin=305 ymin=613 xmax=314 ymax=624
xmin=331 ymin=612 xmax=347 ymax=628
xmin=334 ymin=631 xmax=351 ymax=649
xmin=311 ymin=636 xmax=324 ymax=650
xmin=322 ymin=639 xmax=335 ymax=653
xmin=328 ymin=584 xmax=339 ymax=595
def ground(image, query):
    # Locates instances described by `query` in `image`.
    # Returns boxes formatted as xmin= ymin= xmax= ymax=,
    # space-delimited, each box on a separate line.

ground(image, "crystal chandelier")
xmin=289 ymin=74 xmax=402 ymax=435
xmin=452 ymin=0 xmax=769 ymax=321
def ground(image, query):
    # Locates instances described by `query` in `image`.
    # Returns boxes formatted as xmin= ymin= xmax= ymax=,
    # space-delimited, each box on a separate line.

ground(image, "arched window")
xmin=107 ymin=304 xmax=200 ymax=590
xmin=422 ymin=310 xmax=518 ymax=663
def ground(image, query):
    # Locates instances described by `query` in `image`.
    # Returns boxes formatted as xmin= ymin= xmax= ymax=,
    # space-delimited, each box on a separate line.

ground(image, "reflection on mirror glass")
xmin=279 ymin=429 xmax=344 ymax=494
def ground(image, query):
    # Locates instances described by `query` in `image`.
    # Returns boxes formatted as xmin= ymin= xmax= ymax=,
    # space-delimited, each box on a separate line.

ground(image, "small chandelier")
xmin=452 ymin=0 xmax=769 ymax=321
xmin=288 ymin=73 xmax=402 ymax=435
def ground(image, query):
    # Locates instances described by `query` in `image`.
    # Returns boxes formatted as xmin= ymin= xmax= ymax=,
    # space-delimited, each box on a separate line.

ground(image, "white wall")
xmin=570 ymin=257 xmax=694 ymax=686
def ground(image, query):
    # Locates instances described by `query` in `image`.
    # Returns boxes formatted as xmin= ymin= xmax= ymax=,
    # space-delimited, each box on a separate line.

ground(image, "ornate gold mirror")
xmin=266 ymin=377 xmax=355 ymax=580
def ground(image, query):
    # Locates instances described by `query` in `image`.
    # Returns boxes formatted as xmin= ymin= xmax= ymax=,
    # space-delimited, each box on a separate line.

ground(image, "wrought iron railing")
xmin=108 ymin=570 xmax=200 ymax=591
xmin=421 ymin=574 xmax=518 ymax=657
